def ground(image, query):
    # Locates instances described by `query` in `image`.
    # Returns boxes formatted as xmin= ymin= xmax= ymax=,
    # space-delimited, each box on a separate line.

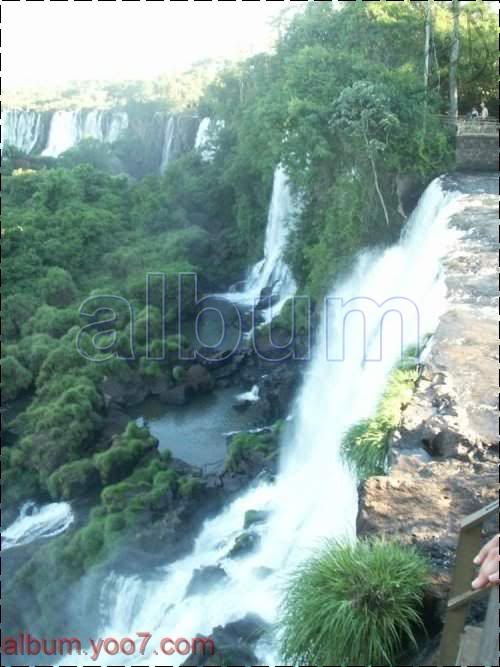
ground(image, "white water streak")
xmin=3 ymin=501 xmax=74 ymax=551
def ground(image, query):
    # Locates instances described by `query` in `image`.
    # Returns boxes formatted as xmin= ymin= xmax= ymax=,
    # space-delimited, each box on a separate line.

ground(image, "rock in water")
xmin=226 ymin=531 xmax=261 ymax=559
xmin=185 ymin=565 xmax=228 ymax=598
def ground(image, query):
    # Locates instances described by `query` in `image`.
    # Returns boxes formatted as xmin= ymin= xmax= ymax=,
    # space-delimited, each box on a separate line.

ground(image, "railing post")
xmin=438 ymin=501 xmax=499 ymax=666
xmin=438 ymin=523 xmax=483 ymax=665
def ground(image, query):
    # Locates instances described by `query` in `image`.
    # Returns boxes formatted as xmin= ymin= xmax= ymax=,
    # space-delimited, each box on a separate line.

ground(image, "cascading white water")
xmin=3 ymin=501 xmax=74 ymax=551
xmin=3 ymin=109 xmax=43 ymax=154
xmin=42 ymin=111 xmax=81 ymax=157
xmin=160 ymin=116 xmax=176 ymax=173
xmin=222 ymin=164 xmax=298 ymax=323
xmin=195 ymin=117 xmax=211 ymax=151
xmin=42 ymin=110 xmax=128 ymax=157
xmin=194 ymin=117 xmax=216 ymax=162
xmin=78 ymin=178 xmax=461 ymax=666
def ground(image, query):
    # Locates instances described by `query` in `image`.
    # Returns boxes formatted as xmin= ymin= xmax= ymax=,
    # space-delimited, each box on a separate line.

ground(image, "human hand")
xmin=472 ymin=534 xmax=499 ymax=590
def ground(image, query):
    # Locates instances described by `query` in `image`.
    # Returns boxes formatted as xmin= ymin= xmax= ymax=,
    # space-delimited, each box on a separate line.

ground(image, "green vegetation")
xmin=341 ymin=355 xmax=419 ymax=479
xmin=279 ymin=538 xmax=430 ymax=666
xmin=47 ymin=459 xmax=100 ymax=501
xmin=224 ymin=425 xmax=281 ymax=473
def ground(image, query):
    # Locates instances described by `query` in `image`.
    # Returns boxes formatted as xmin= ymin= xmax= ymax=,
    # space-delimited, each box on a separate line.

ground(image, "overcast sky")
xmin=3 ymin=1 xmax=306 ymax=91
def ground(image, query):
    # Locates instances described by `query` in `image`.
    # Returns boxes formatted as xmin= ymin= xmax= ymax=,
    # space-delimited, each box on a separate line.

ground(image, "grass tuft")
xmin=341 ymin=353 xmax=419 ymax=479
xmin=278 ymin=538 xmax=430 ymax=667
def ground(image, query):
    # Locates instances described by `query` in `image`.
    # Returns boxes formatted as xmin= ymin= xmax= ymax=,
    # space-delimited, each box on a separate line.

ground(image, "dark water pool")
xmin=129 ymin=388 xmax=258 ymax=472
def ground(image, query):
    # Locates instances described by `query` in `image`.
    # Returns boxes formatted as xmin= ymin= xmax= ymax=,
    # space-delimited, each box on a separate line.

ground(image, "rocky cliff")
xmin=357 ymin=174 xmax=498 ymax=623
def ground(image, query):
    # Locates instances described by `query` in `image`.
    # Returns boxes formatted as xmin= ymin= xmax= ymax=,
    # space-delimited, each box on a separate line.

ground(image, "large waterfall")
xmin=71 ymin=179 xmax=460 ymax=665
xmin=223 ymin=165 xmax=298 ymax=322
xmin=42 ymin=110 xmax=129 ymax=157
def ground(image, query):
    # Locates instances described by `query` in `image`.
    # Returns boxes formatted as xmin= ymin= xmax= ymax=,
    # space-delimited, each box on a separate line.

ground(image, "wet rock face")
xmin=357 ymin=174 xmax=498 ymax=608
xmin=181 ymin=614 xmax=269 ymax=667
xmin=185 ymin=565 xmax=228 ymax=598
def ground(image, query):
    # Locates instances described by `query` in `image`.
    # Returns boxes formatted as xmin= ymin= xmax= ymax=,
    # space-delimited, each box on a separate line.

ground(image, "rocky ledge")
xmin=357 ymin=174 xmax=498 ymax=626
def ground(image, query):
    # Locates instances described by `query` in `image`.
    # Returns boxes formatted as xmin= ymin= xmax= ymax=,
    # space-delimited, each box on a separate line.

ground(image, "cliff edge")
xmin=357 ymin=174 xmax=498 ymax=606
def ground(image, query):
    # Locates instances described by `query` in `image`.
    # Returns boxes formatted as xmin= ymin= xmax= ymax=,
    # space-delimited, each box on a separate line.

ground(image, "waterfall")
xmin=194 ymin=117 xmax=214 ymax=161
xmin=3 ymin=109 xmax=43 ymax=154
xmin=195 ymin=117 xmax=211 ymax=150
xmin=3 ymin=501 xmax=74 ymax=551
xmin=160 ymin=115 xmax=176 ymax=173
xmin=71 ymin=179 xmax=460 ymax=665
xmin=42 ymin=110 xmax=128 ymax=157
xmin=222 ymin=164 xmax=297 ymax=322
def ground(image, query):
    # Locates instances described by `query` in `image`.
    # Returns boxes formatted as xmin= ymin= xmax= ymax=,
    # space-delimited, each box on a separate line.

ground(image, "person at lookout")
xmin=472 ymin=534 xmax=499 ymax=590
xmin=471 ymin=106 xmax=479 ymax=119
xmin=480 ymin=102 xmax=489 ymax=120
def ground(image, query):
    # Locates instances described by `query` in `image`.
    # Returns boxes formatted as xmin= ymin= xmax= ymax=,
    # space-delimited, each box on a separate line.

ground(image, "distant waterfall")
xmin=3 ymin=109 xmax=43 ymax=154
xmin=195 ymin=117 xmax=211 ymax=150
xmin=160 ymin=115 xmax=176 ymax=173
xmin=41 ymin=110 xmax=128 ymax=157
xmin=3 ymin=501 xmax=74 ymax=551
xmin=195 ymin=117 xmax=214 ymax=161
xmin=71 ymin=178 xmax=460 ymax=666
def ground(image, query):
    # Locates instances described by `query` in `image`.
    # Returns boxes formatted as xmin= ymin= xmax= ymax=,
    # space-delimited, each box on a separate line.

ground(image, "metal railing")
xmin=437 ymin=499 xmax=499 ymax=665
xmin=438 ymin=114 xmax=500 ymax=136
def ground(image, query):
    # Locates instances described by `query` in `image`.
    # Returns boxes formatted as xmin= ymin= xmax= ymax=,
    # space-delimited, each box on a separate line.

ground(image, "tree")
xmin=424 ymin=3 xmax=433 ymax=91
xmin=1 ymin=356 xmax=33 ymax=401
xmin=449 ymin=0 xmax=460 ymax=118
xmin=332 ymin=81 xmax=400 ymax=227
xmin=40 ymin=267 xmax=78 ymax=307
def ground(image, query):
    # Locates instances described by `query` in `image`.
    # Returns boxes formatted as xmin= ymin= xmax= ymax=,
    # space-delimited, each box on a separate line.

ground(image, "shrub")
xmin=341 ymin=359 xmax=418 ymax=479
xmin=18 ymin=334 xmax=59 ymax=377
xmin=47 ymin=459 xmax=100 ymax=500
xmin=22 ymin=304 xmax=78 ymax=339
xmin=224 ymin=430 xmax=277 ymax=473
xmin=279 ymin=538 xmax=430 ymax=666
xmin=1 ymin=355 xmax=33 ymax=401
xmin=40 ymin=267 xmax=78 ymax=307
xmin=101 ymin=481 xmax=149 ymax=512
xmin=94 ymin=446 xmax=142 ymax=485
xmin=178 ymin=475 xmax=203 ymax=499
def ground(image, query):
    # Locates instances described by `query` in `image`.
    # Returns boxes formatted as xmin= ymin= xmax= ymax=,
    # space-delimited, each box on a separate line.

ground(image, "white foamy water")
xmin=235 ymin=384 xmax=260 ymax=403
xmin=3 ymin=501 xmax=74 ymax=551
xmin=73 ymin=178 xmax=461 ymax=665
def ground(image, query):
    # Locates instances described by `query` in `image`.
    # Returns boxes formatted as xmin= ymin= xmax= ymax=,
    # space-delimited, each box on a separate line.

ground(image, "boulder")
xmin=181 ymin=614 xmax=268 ymax=667
xmin=227 ymin=531 xmax=261 ymax=559
xmin=243 ymin=509 xmax=269 ymax=530
xmin=185 ymin=364 xmax=215 ymax=393
xmin=185 ymin=565 xmax=228 ymax=598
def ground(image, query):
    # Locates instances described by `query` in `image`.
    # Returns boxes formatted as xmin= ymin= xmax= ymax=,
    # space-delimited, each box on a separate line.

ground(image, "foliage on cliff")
xmin=341 ymin=353 xmax=419 ymax=479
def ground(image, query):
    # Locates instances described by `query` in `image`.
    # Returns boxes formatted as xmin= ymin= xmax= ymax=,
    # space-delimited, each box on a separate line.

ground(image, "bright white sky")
xmin=3 ymin=0 xmax=304 ymax=91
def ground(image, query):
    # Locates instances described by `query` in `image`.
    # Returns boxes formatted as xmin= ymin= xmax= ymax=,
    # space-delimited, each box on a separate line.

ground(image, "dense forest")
xmin=2 ymin=0 xmax=497 ymax=658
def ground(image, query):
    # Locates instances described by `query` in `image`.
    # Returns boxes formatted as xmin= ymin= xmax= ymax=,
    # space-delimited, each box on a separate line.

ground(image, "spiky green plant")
xmin=341 ymin=357 xmax=419 ymax=479
xmin=278 ymin=538 xmax=430 ymax=667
